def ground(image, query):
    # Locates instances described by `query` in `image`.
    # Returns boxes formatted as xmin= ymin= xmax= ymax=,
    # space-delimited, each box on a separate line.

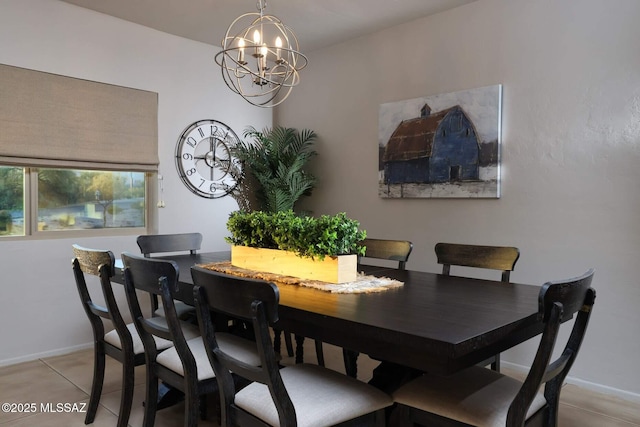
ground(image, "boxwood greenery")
xmin=225 ymin=210 xmax=367 ymax=260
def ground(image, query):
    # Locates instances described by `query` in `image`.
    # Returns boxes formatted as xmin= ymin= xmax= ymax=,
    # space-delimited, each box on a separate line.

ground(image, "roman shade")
xmin=0 ymin=64 xmax=158 ymax=171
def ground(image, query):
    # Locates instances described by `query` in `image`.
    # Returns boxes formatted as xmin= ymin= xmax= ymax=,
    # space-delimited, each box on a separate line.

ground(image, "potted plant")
xmin=225 ymin=210 xmax=367 ymax=283
xmin=229 ymin=126 xmax=317 ymax=213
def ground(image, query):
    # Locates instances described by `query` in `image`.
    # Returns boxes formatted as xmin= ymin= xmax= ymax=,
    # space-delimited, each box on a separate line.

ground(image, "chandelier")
xmin=215 ymin=0 xmax=308 ymax=108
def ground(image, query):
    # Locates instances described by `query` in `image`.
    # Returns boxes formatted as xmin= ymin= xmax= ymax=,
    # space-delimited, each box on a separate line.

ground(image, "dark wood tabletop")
xmin=115 ymin=251 xmax=542 ymax=375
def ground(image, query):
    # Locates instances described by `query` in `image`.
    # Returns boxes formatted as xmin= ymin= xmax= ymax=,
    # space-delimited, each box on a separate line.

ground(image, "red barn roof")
xmin=383 ymin=105 xmax=458 ymax=162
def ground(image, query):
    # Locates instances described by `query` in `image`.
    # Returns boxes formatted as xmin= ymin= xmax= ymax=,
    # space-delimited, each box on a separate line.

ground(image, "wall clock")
xmin=175 ymin=119 xmax=241 ymax=198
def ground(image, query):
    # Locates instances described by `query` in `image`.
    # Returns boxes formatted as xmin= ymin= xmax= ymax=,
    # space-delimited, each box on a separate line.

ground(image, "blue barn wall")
xmin=429 ymin=107 xmax=479 ymax=183
xmin=384 ymin=158 xmax=430 ymax=184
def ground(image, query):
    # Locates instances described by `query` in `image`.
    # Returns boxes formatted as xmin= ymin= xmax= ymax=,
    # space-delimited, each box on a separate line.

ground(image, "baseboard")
xmin=0 ymin=343 xmax=93 ymax=367
xmin=501 ymin=361 xmax=640 ymax=404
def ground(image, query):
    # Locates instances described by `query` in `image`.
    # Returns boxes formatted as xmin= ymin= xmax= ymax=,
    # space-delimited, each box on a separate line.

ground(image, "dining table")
xmin=114 ymin=251 xmax=543 ymax=378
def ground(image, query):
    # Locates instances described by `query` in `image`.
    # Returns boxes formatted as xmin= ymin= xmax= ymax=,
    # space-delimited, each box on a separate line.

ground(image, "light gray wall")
xmin=276 ymin=0 xmax=640 ymax=399
xmin=0 ymin=0 xmax=271 ymax=364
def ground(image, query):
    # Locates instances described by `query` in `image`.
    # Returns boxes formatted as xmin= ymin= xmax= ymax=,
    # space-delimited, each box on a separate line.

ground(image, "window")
xmin=0 ymin=166 xmax=149 ymax=237
xmin=0 ymin=166 xmax=23 ymax=236
xmin=1 ymin=65 xmax=159 ymax=238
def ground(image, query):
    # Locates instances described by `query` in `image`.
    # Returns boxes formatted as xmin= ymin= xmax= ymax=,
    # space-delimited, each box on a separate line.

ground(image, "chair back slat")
xmin=121 ymin=252 xmax=188 ymax=349
xmin=122 ymin=252 xmax=179 ymax=295
xmin=86 ymin=301 xmax=110 ymax=318
xmin=136 ymin=234 xmax=201 ymax=312
xmin=73 ymin=245 xmax=115 ymax=277
xmin=191 ymin=266 xmax=279 ymax=324
xmin=435 ymin=242 xmax=520 ymax=282
xmin=140 ymin=318 xmax=172 ymax=342
xmin=360 ymin=238 xmax=413 ymax=270
xmin=137 ymin=233 xmax=202 ymax=257
xmin=540 ymin=272 xmax=595 ymax=321
xmin=194 ymin=283 xmax=274 ymax=385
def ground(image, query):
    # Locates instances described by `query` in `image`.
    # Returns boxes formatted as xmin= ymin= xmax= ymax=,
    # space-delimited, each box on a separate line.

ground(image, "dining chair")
xmin=122 ymin=252 xmax=261 ymax=427
xmin=392 ymin=269 xmax=596 ymax=427
xmin=136 ymin=232 xmax=203 ymax=257
xmin=71 ymin=245 xmax=173 ymax=427
xmin=435 ymin=242 xmax=520 ymax=282
xmin=435 ymin=242 xmax=520 ymax=371
xmin=359 ymin=238 xmax=413 ymax=270
xmin=191 ymin=266 xmax=393 ymax=427
xmin=137 ymin=232 xmax=203 ymax=319
xmin=340 ymin=237 xmax=414 ymax=378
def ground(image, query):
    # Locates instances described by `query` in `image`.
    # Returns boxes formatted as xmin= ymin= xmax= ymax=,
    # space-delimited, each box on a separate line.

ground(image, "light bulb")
xmin=238 ymin=38 xmax=245 ymax=63
xmin=260 ymin=44 xmax=268 ymax=69
xmin=275 ymin=36 xmax=282 ymax=61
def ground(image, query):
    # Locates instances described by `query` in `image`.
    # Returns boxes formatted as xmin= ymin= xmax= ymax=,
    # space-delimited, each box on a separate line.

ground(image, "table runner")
xmin=198 ymin=261 xmax=403 ymax=294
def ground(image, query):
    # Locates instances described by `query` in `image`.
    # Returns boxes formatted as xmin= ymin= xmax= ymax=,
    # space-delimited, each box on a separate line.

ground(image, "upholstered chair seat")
xmin=235 ymin=363 xmax=392 ymax=427
xmin=103 ymin=324 xmax=164 ymax=356
xmin=393 ymin=366 xmax=547 ymax=427
xmin=156 ymin=333 xmax=262 ymax=380
xmin=154 ymin=303 xmax=196 ymax=320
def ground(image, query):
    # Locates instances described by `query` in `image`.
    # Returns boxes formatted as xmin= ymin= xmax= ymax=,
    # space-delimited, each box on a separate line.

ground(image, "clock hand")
xmin=211 ymin=140 xmax=217 ymax=181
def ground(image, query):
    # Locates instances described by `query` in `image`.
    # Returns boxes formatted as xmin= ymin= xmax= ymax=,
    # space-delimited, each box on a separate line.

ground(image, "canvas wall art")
xmin=378 ymin=85 xmax=502 ymax=198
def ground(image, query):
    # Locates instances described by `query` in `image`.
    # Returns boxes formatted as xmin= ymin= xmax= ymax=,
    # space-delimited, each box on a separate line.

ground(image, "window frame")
xmin=0 ymin=166 xmax=157 ymax=240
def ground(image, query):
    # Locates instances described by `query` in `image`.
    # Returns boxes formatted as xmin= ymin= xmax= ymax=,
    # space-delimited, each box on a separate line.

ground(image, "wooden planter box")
xmin=231 ymin=245 xmax=357 ymax=284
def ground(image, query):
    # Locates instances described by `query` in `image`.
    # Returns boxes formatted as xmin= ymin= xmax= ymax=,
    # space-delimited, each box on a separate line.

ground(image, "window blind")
xmin=0 ymin=64 xmax=158 ymax=171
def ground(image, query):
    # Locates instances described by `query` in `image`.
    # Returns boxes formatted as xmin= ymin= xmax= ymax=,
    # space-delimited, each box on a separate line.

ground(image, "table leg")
xmin=368 ymin=361 xmax=422 ymax=394
xmin=273 ymin=329 xmax=282 ymax=354
xmin=295 ymin=335 xmax=305 ymax=364
xmin=284 ymin=332 xmax=294 ymax=356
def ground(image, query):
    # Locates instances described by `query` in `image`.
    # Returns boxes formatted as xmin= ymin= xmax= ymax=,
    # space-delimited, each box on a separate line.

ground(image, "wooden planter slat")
xmin=231 ymin=246 xmax=357 ymax=284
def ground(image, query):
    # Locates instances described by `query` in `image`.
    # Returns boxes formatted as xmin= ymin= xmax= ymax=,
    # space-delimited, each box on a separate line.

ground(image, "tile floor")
xmin=1 ymin=339 xmax=638 ymax=426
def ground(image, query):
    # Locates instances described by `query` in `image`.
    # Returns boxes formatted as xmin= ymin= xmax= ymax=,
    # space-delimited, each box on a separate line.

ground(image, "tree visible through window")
xmin=0 ymin=166 xmax=24 ymax=236
xmin=0 ymin=166 xmax=147 ymax=236
xmin=37 ymin=169 xmax=146 ymax=231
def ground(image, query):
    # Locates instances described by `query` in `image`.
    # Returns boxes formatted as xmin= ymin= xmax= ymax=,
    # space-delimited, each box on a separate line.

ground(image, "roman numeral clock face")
xmin=175 ymin=120 xmax=241 ymax=198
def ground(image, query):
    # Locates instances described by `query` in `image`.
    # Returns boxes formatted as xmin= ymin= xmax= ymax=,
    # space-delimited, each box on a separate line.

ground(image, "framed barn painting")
xmin=378 ymin=85 xmax=502 ymax=198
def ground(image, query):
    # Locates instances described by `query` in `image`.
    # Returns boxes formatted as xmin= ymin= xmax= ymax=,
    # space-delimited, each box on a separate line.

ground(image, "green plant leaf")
xmin=234 ymin=126 xmax=317 ymax=213
xmin=225 ymin=210 xmax=367 ymax=259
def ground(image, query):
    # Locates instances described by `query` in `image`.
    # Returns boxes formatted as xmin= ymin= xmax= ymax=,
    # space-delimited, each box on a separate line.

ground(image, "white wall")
xmin=276 ymin=0 xmax=640 ymax=399
xmin=0 ymin=0 xmax=271 ymax=364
